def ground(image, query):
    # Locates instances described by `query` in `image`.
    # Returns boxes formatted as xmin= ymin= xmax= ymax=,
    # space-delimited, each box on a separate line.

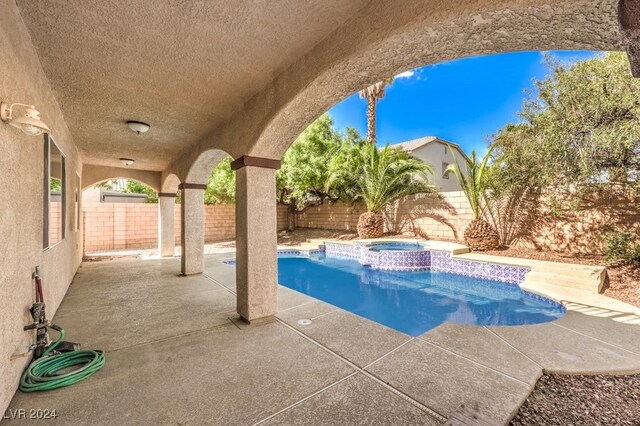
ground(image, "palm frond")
xmin=446 ymin=143 xmax=498 ymax=219
xmin=328 ymin=143 xmax=435 ymax=213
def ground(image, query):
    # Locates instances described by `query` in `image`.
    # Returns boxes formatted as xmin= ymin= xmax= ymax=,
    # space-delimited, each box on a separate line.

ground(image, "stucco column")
xmin=179 ymin=183 xmax=205 ymax=275
xmin=158 ymin=193 xmax=176 ymax=257
xmin=620 ymin=0 xmax=639 ymax=77
xmin=232 ymin=156 xmax=281 ymax=321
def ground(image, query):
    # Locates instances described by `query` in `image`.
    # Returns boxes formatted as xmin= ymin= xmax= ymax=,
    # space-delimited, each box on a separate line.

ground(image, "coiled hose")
xmin=19 ymin=326 xmax=105 ymax=392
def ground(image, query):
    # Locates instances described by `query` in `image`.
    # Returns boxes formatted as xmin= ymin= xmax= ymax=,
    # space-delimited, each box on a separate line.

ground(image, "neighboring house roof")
xmin=390 ymin=136 xmax=468 ymax=160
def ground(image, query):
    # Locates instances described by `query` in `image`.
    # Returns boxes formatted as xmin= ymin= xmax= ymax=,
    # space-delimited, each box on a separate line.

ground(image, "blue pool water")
xmin=276 ymin=253 xmax=565 ymax=336
xmin=368 ymin=242 xmax=423 ymax=251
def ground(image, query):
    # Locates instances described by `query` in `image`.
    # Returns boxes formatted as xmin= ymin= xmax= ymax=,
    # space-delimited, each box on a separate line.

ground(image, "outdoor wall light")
xmin=120 ymin=158 xmax=135 ymax=166
xmin=1 ymin=102 xmax=50 ymax=136
xmin=126 ymin=120 xmax=150 ymax=134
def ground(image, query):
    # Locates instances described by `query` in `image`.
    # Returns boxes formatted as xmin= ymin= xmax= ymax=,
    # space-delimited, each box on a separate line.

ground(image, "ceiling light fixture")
xmin=120 ymin=158 xmax=135 ymax=166
xmin=126 ymin=120 xmax=150 ymax=134
xmin=1 ymin=102 xmax=50 ymax=136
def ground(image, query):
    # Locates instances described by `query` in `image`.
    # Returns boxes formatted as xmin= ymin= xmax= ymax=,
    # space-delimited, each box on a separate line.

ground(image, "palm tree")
xmin=445 ymin=144 xmax=500 ymax=251
xmin=359 ymin=78 xmax=393 ymax=144
xmin=327 ymin=143 xmax=434 ymax=238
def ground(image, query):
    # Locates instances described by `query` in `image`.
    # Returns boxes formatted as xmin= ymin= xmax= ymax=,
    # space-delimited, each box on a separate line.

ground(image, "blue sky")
xmin=328 ymin=50 xmax=600 ymax=155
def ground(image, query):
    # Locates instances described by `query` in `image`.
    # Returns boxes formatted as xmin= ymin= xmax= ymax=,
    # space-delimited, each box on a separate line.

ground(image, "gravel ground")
xmin=510 ymin=374 xmax=640 ymax=426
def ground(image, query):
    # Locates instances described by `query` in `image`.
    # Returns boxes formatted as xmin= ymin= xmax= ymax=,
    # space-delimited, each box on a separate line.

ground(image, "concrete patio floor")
xmin=7 ymin=254 xmax=640 ymax=425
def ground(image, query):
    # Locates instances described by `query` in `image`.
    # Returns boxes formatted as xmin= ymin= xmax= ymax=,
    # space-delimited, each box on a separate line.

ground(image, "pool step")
xmin=299 ymin=242 xmax=322 ymax=250
xmin=523 ymin=270 xmax=605 ymax=293
xmin=307 ymin=239 xmax=331 ymax=246
xmin=530 ymin=262 xmax=606 ymax=280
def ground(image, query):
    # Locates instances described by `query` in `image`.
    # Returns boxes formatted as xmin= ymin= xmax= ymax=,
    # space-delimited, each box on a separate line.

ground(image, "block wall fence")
xmin=295 ymin=189 xmax=639 ymax=254
xmin=83 ymin=188 xmax=638 ymax=255
xmin=83 ymin=202 xmax=289 ymax=252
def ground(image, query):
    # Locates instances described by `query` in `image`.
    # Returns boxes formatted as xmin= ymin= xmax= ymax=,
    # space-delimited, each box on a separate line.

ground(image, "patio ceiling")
xmin=15 ymin=0 xmax=369 ymax=170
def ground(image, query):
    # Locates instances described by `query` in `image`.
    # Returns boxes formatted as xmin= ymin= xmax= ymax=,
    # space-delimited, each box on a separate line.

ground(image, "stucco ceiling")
xmin=16 ymin=0 xmax=370 ymax=170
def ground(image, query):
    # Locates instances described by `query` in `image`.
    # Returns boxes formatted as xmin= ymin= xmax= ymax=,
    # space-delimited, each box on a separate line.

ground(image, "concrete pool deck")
xmin=6 ymin=253 xmax=640 ymax=425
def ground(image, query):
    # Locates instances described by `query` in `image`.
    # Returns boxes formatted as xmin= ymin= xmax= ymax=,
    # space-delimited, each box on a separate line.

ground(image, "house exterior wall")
xmin=0 ymin=2 xmax=84 ymax=413
xmin=408 ymin=141 xmax=466 ymax=192
xmin=82 ymin=186 xmax=101 ymax=203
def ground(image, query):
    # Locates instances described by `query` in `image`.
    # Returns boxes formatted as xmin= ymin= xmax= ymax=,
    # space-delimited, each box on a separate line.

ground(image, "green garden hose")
xmin=19 ymin=327 xmax=105 ymax=392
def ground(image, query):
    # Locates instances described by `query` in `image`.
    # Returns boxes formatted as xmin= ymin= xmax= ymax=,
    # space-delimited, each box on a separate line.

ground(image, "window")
xmin=44 ymin=134 xmax=66 ymax=248
xmin=444 ymin=145 xmax=448 ymax=155
xmin=442 ymin=162 xmax=450 ymax=179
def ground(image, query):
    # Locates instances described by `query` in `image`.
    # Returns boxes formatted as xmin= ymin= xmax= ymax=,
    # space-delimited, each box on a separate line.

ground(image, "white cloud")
xmin=394 ymin=70 xmax=415 ymax=79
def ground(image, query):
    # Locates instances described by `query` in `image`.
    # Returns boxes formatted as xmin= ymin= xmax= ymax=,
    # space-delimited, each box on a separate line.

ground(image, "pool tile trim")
xmin=323 ymin=241 xmax=530 ymax=284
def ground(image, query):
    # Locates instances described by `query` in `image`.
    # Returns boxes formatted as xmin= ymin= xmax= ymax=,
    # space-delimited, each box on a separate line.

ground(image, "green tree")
xmin=492 ymin=52 xmax=640 ymax=197
xmin=50 ymin=178 xmax=61 ymax=191
xmin=205 ymin=156 xmax=235 ymax=204
xmin=97 ymin=179 xmax=157 ymax=203
xmin=123 ymin=180 xmax=157 ymax=203
xmin=485 ymin=52 xmax=640 ymax=248
xmin=201 ymin=114 xmax=358 ymax=219
xmin=276 ymin=114 xmax=346 ymax=216
xmin=326 ymin=128 xmax=368 ymax=203
xmin=327 ymin=143 xmax=434 ymax=238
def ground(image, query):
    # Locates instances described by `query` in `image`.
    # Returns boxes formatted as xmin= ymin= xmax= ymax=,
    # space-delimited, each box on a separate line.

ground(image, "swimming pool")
xmin=275 ymin=253 xmax=565 ymax=336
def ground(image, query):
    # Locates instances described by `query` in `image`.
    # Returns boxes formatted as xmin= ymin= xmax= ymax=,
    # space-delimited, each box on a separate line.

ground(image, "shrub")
xmin=603 ymin=230 xmax=640 ymax=265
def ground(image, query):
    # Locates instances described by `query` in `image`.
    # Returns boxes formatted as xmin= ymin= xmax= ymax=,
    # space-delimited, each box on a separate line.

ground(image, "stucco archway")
xmin=248 ymin=0 xmax=628 ymax=160
xmin=82 ymin=178 xmax=158 ymax=194
xmin=185 ymin=149 xmax=230 ymax=185
xmin=82 ymin=164 xmax=161 ymax=193
xmin=161 ymin=173 xmax=181 ymax=194
xmin=158 ymin=173 xmax=181 ymax=258
xmin=166 ymin=0 xmax=632 ymax=188
xmin=173 ymin=149 xmax=231 ymax=275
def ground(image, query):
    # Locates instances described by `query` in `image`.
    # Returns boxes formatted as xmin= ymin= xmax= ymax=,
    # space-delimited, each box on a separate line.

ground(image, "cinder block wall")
xmin=294 ymin=194 xmax=473 ymax=240
xmin=204 ymin=204 xmax=236 ymax=243
xmin=48 ymin=202 xmax=63 ymax=243
xmin=513 ymin=187 xmax=640 ymax=253
xmin=293 ymin=190 xmax=639 ymax=254
xmin=82 ymin=190 xmax=639 ymax=254
xmin=277 ymin=205 xmax=289 ymax=231
xmin=83 ymin=203 xmax=289 ymax=252
xmin=295 ymin=203 xmax=363 ymax=231
xmin=386 ymin=192 xmax=474 ymax=241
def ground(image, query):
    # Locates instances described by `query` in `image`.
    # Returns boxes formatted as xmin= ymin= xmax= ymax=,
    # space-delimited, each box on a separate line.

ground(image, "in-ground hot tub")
xmin=357 ymin=241 xmax=430 ymax=271
xmin=367 ymin=242 xmax=423 ymax=251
